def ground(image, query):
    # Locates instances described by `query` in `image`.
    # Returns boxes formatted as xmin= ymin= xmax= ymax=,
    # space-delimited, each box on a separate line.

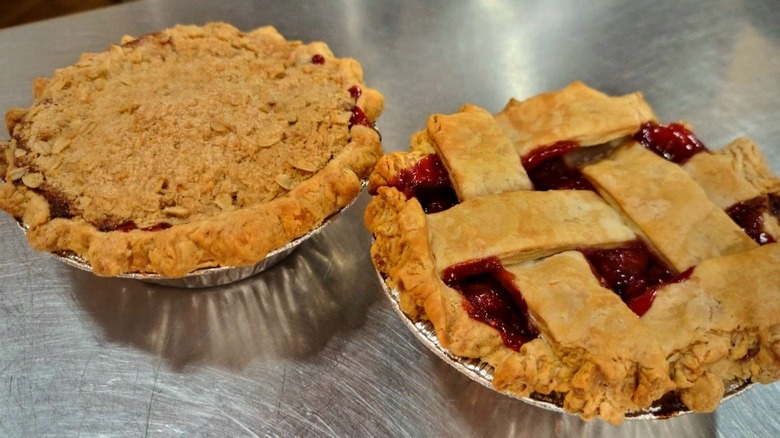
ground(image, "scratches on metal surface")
xmin=144 ymin=360 xmax=162 ymax=438
xmin=275 ymin=366 xmax=287 ymax=426
xmin=53 ymin=213 xmax=380 ymax=375
xmin=220 ymin=410 xmax=263 ymax=438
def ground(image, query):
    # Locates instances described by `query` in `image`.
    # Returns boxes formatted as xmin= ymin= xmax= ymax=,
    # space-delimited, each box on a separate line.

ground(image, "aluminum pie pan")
xmin=377 ymin=270 xmax=754 ymax=420
xmin=17 ymin=181 xmax=367 ymax=288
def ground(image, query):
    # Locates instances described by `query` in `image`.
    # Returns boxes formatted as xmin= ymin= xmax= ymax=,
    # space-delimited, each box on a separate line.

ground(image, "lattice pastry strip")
xmin=427 ymin=104 xmax=532 ymax=199
xmin=427 ymin=190 xmax=636 ymax=272
xmin=581 ymin=141 xmax=758 ymax=272
xmin=494 ymin=81 xmax=656 ymax=158
xmin=683 ymin=137 xmax=780 ymax=242
xmin=501 ymin=252 xmax=674 ymax=422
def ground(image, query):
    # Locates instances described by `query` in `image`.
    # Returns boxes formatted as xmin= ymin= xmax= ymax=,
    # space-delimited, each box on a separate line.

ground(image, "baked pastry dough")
xmin=642 ymin=243 xmax=780 ymax=411
xmin=0 ymin=23 xmax=383 ymax=277
xmin=501 ymin=252 xmax=673 ymax=423
xmin=365 ymin=186 xmax=512 ymax=363
xmin=427 ymin=190 xmax=635 ymax=271
xmin=683 ymin=137 xmax=780 ymax=209
xmin=582 ymin=142 xmax=758 ymax=272
xmin=494 ymin=81 xmax=656 ymax=158
xmin=427 ymin=104 xmax=532 ymax=199
xmin=365 ymin=82 xmax=780 ymax=424
xmin=683 ymin=138 xmax=780 ymax=241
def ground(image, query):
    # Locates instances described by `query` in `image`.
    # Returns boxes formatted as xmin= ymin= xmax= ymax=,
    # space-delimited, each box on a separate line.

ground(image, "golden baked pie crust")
xmin=365 ymin=82 xmax=780 ymax=424
xmin=0 ymin=23 xmax=384 ymax=277
xmin=582 ymin=142 xmax=758 ymax=272
xmin=642 ymin=243 xmax=780 ymax=411
xmin=494 ymin=81 xmax=656 ymax=158
xmin=428 ymin=104 xmax=532 ymax=198
xmin=426 ymin=190 xmax=637 ymax=271
xmin=504 ymin=252 xmax=674 ymax=423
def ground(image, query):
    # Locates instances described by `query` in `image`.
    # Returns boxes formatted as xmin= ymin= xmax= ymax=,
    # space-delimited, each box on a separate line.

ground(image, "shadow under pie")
xmin=66 ymin=199 xmax=380 ymax=370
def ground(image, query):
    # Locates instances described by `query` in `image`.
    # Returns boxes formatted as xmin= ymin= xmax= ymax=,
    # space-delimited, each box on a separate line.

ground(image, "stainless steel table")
xmin=1 ymin=1 xmax=778 ymax=436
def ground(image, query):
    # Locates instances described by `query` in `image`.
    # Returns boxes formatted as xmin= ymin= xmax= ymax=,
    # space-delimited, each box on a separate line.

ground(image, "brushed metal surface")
xmin=0 ymin=0 xmax=778 ymax=436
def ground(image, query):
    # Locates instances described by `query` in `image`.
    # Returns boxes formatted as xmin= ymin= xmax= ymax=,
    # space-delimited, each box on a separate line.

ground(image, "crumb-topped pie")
xmin=365 ymin=82 xmax=780 ymax=424
xmin=0 ymin=22 xmax=383 ymax=277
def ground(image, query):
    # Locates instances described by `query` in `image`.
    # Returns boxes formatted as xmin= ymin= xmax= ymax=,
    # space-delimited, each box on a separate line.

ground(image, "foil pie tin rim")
xmin=376 ymin=269 xmax=754 ymax=420
xmin=17 ymin=181 xmax=367 ymax=288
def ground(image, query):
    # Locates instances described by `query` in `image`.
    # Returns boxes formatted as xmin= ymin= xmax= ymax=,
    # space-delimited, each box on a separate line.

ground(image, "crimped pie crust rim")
xmin=376 ymin=266 xmax=755 ymax=420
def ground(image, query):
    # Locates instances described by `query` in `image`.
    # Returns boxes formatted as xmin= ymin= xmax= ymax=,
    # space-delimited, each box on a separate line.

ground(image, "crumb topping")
xmin=9 ymin=23 xmax=359 ymax=230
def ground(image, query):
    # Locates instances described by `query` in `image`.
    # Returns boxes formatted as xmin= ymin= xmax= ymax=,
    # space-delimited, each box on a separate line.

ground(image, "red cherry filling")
xmin=39 ymin=190 xmax=74 ymax=219
xmin=349 ymin=106 xmax=373 ymax=129
xmin=769 ymin=193 xmax=780 ymax=217
xmin=440 ymin=245 xmax=690 ymax=351
xmin=522 ymin=141 xmax=579 ymax=171
xmin=522 ymin=141 xmax=593 ymax=191
xmin=387 ymin=154 xmax=459 ymax=213
xmin=626 ymin=268 xmax=694 ymax=317
xmin=634 ymin=122 xmax=708 ymax=164
xmin=102 ymin=221 xmax=173 ymax=233
xmin=311 ymin=54 xmax=325 ymax=64
xmin=581 ymin=241 xmax=675 ymax=304
xmin=527 ymin=157 xmax=595 ymax=191
xmin=441 ymin=256 xmax=504 ymax=284
xmin=348 ymin=85 xmax=362 ymax=100
xmin=140 ymin=222 xmax=173 ymax=232
xmin=726 ymin=196 xmax=776 ymax=245
xmin=442 ymin=257 xmax=538 ymax=351
xmin=346 ymin=86 xmax=381 ymax=139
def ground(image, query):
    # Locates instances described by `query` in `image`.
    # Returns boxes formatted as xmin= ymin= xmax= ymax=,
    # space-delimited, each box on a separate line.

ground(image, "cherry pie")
xmin=365 ymin=82 xmax=780 ymax=423
xmin=0 ymin=23 xmax=383 ymax=277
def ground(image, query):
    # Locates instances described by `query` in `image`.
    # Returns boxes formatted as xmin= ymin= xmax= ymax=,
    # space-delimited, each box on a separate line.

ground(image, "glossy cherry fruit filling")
xmin=634 ymin=122 xmax=708 ymax=164
xmin=39 ymin=190 xmax=75 ymax=220
xmin=726 ymin=196 xmax=777 ymax=245
xmin=348 ymin=85 xmax=362 ymax=100
xmin=345 ymin=85 xmax=375 ymax=130
xmin=349 ymin=106 xmax=374 ymax=129
xmin=522 ymin=141 xmax=594 ymax=191
xmin=388 ymin=154 xmax=459 ymax=213
xmin=440 ymin=246 xmax=693 ymax=352
xmin=625 ymin=268 xmax=694 ymax=317
xmin=522 ymin=141 xmax=579 ymax=171
xmin=581 ymin=241 xmax=698 ymax=316
xmin=581 ymin=240 xmax=675 ymax=303
xmin=344 ymin=84 xmax=382 ymax=142
xmin=99 ymin=220 xmax=173 ymax=233
xmin=527 ymin=157 xmax=595 ymax=191
xmin=769 ymin=193 xmax=780 ymax=217
xmin=442 ymin=257 xmax=538 ymax=351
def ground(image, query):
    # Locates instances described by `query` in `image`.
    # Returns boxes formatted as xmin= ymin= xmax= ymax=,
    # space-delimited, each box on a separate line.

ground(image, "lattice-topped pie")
xmin=0 ymin=22 xmax=383 ymax=277
xmin=365 ymin=82 xmax=780 ymax=424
